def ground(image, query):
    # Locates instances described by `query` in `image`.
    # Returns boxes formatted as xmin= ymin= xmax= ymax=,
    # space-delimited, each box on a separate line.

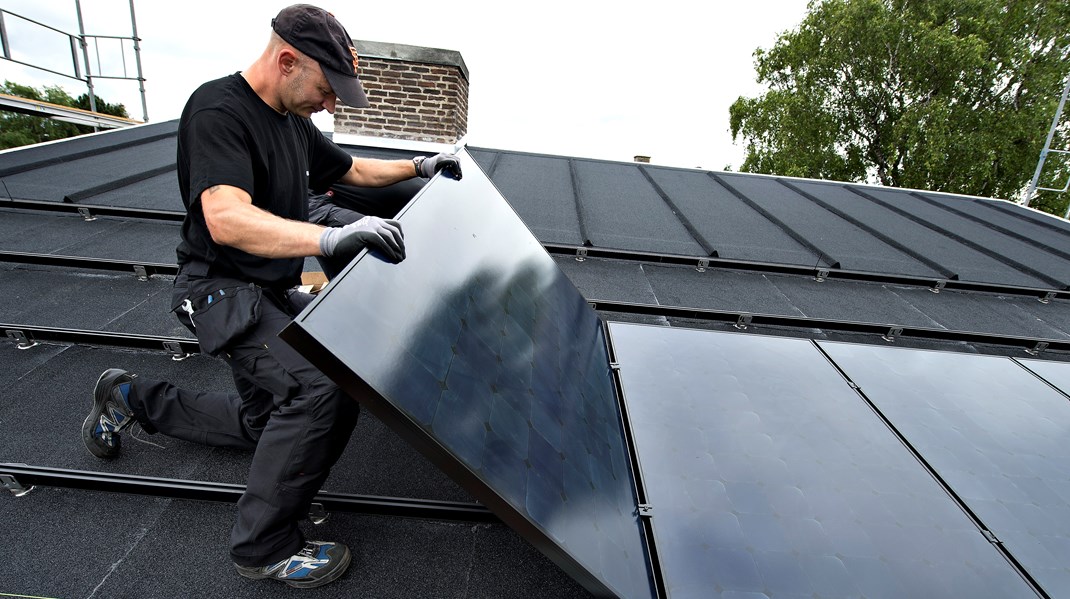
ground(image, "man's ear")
xmin=278 ymin=48 xmax=299 ymax=76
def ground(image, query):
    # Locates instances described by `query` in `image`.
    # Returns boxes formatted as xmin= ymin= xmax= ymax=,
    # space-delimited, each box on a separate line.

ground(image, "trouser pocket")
xmin=179 ymin=278 xmax=263 ymax=356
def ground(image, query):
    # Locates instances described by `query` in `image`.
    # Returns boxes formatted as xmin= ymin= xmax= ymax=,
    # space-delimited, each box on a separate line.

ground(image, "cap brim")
xmin=323 ymin=67 xmax=370 ymax=108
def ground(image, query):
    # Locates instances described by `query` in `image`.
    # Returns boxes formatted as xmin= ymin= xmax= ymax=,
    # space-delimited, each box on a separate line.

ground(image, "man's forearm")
xmin=203 ymin=186 xmax=325 ymax=258
xmin=338 ymin=157 xmax=418 ymax=188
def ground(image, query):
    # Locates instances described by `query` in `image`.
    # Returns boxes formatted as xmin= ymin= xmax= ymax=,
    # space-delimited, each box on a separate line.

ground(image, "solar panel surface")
xmin=609 ymin=323 xmax=1036 ymax=599
xmin=1019 ymin=358 xmax=1070 ymax=397
xmin=819 ymin=342 xmax=1070 ymax=597
xmin=282 ymin=150 xmax=655 ymax=598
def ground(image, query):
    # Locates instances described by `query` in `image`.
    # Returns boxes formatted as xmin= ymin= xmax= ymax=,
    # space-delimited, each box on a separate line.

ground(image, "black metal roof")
xmin=1 ymin=120 xmax=1069 ymax=598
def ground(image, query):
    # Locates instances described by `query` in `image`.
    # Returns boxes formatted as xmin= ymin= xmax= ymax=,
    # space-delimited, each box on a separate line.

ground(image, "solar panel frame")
xmin=281 ymin=150 xmax=658 ymax=598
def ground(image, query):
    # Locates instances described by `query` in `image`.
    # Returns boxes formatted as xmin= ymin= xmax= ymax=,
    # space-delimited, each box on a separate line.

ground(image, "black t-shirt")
xmin=176 ymin=73 xmax=351 ymax=288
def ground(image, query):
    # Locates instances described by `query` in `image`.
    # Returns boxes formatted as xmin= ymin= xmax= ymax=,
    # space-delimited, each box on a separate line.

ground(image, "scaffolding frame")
xmin=0 ymin=1 xmax=147 ymax=125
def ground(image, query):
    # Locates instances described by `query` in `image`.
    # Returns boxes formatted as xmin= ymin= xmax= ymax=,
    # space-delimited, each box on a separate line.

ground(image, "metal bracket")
xmin=981 ymin=529 xmax=1000 ymax=544
xmin=882 ymin=327 xmax=904 ymax=343
xmin=77 ymin=207 xmax=96 ymax=222
xmin=608 ymin=362 xmax=620 ymax=371
xmin=308 ymin=502 xmax=330 ymax=525
xmin=696 ymin=258 xmax=709 ymax=273
xmin=1039 ymin=291 xmax=1057 ymax=304
xmin=133 ymin=265 xmax=149 ymax=281
xmin=5 ymin=329 xmax=39 ymax=350
xmin=0 ymin=474 xmax=34 ymax=497
xmin=815 ymin=268 xmax=829 ymax=283
xmin=930 ymin=280 xmax=947 ymax=294
xmin=734 ymin=314 xmax=753 ymax=330
xmin=636 ymin=503 xmax=654 ymax=518
xmin=1025 ymin=342 xmax=1049 ymax=357
xmin=162 ymin=341 xmax=190 ymax=361
xmin=575 ymin=248 xmax=588 ymax=262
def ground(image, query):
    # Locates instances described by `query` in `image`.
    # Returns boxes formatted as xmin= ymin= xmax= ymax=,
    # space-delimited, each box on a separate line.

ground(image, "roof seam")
xmin=848 ymin=186 xmax=1069 ymax=290
xmin=637 ymin=165 xmax=717 ymax=258
xmin=777 ymin=179 xmax=959 ymax=280
xmin=707 ymin=172 xmax=840 ymax=269
xmin=908 ymin=191 xmax=1070 ymax=262
xmin=567 ymin=158 xmax=592 ymax=246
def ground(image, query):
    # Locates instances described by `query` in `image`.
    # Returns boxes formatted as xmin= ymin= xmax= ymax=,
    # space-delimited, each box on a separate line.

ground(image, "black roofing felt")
xmin=2 ymin=121 xmax=1070 ymax=597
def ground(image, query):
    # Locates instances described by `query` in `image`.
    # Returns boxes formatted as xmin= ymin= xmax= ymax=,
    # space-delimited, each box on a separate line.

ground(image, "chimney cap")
xmin=354 ymin=40 xmax=469 ymax=82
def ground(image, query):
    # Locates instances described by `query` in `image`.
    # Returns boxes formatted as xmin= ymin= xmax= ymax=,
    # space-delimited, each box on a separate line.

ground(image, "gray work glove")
xmin=414 ymin=153 xmax=462 ymax=180
xmin=319 ymin=216 xmax=405 ymax=263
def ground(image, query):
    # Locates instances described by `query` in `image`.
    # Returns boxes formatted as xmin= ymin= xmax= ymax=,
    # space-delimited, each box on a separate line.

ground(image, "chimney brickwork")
xmin=335 ymin=40 xmax=469 ymax=144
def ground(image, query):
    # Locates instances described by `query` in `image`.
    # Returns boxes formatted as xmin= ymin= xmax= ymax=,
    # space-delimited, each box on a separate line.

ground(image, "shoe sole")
xmin=82 ymin=368 xmax=129 ymax=459
xmin=236 ymin=546 xmax=352 ymax=589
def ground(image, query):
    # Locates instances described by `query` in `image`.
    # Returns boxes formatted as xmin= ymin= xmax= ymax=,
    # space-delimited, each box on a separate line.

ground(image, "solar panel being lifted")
xmin=281 ymin=150 xmax=656 ymax=598
xmin=608 ymin=323 xmax=1037 ymax=599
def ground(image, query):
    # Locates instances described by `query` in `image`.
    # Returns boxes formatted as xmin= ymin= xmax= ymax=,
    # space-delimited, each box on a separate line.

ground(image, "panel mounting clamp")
xmin=815 ymin=268 xmax=829 ymax=283
xmin=696 ymin=258 xmax=709 ymax=273
xmin=1039 ymin=291 xmax=1057 ymax=304
xmin=163 ymin=341 xmax=190 ymax=361
xmin=882 ymin=327 xmax=904 ymax=343
xmin=308 ymin=502 xmax=330 ymax=525
xmin=734 ymin=314 xmax=753 ymax=330
xmin=575 ymin=248 xmax=588 ymax=262
xmin=1025 ymin=342 xmax=1049 ymax=356
xmin=636 ymin=503 xmax=654 ymax=518
xmin=0 ymin=474 xmax=34 ymax=497
xmin=930 ymin=280 xmax=947 ymax=294
xmin=77 ymin=207 xmax=96 ymax=222
xmin=5 ymin=329 xmax=39 ymax=350
xmin=133 ymin=265 xmax=149 ymax=281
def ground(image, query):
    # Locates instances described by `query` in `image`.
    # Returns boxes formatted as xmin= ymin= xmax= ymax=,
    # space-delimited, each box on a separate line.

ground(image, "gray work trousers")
xmin=126 ymin=271 xmax=360 ymax=567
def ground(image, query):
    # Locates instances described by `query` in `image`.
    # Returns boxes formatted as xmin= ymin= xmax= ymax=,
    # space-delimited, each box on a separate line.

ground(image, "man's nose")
xmin=323 ymin=94 xmax=337 ymax=114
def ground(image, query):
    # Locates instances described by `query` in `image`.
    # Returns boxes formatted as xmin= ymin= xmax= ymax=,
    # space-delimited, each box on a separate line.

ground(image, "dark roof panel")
xmin=643 ymin=166 xmax=820 ymax=264
xmin=572 ymin=159 xmax=706 ymax=255
xmin=717 ymin=173 xmax=943 ymax=277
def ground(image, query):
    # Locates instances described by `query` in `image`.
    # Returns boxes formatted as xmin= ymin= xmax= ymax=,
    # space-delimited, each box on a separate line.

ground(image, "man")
xmin=80 ymin=4 xmax=460 ymax=589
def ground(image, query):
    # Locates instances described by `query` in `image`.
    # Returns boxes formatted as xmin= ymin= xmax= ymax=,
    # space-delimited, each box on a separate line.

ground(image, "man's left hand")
xmin=415 ymin=153 xmax=462 ymax=180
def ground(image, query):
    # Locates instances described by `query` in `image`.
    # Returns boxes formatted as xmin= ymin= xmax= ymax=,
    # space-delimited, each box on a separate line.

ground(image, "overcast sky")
xmin=0 ymin=0 xmax=810 ymax=169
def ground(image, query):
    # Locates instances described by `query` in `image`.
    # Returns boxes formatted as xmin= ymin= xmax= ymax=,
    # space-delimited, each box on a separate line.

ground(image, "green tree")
xmin=0 ymin=81 xmax=129 ymax=150
xmin=729 ymin=0 xmax=1070 ymax=215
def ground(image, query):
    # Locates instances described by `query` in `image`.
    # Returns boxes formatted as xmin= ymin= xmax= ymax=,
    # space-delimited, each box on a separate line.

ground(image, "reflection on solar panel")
xmin=282 ymin=150 xmax=655 ymax=598
xmin=609 ymin=323 xmax=1035 ymax=599
xmin=819 ymin=342 xmax=1070 ymax=598
xmin=1019 ymin=358 xmax=1070 ymax=397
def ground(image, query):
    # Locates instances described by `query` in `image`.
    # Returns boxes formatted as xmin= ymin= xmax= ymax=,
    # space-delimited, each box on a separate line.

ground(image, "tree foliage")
xmin=1 ymin=81 xmax=129 ymax=150
xmin=729 ymin=0 xmax=1070 ymax=214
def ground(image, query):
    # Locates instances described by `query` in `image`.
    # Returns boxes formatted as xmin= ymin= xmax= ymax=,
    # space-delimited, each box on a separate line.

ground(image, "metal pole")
xmin=73 ymin=0 xmax=98 ymax=131
xmin=1024 ymin=73 xmax=1070 ymax=208
xmin=128 ymin=0 xmax=149 ymax=122
xmin=0 ymin=10 xmax=11 ymax=60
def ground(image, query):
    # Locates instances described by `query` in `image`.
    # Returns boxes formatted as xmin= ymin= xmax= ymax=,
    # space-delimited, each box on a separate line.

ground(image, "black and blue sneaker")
xmin=82 ymin=368 xmax=137 ymax=459
xmin=234 ymin=540 xmax=351 ymax=588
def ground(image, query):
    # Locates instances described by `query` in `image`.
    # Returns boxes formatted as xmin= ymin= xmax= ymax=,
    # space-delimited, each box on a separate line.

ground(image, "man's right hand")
xmin=319 ymin=216 xmax=405 ymax=263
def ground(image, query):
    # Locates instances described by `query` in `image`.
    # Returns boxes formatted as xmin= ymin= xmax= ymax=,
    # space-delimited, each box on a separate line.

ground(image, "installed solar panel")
xmin=819 ymin=342 xmax=1070 ymax=598
xmin=1019 ymin=358 xmax=1070 ymax=397
xmin=609 ymin=323 xmax=1035 ymax=599
xmin=281 ymin=150 xmax=655 ymax=598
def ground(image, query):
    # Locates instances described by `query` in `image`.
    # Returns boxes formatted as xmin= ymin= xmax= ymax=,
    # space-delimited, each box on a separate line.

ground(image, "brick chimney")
xmin=334 ymin=40 xmax=469 ymax=144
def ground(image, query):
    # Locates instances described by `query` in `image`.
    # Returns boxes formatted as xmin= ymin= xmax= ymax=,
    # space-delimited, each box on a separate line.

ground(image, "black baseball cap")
xmin=271 ymin=4 xmax=370 ymax=108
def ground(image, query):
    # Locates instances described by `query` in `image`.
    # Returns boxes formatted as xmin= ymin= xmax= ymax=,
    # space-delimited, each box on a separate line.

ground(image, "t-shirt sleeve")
xmin=183 ymin=109 xmax=255 ymax=205
xmin=307 ymin=125 xmax=354 ymax=194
